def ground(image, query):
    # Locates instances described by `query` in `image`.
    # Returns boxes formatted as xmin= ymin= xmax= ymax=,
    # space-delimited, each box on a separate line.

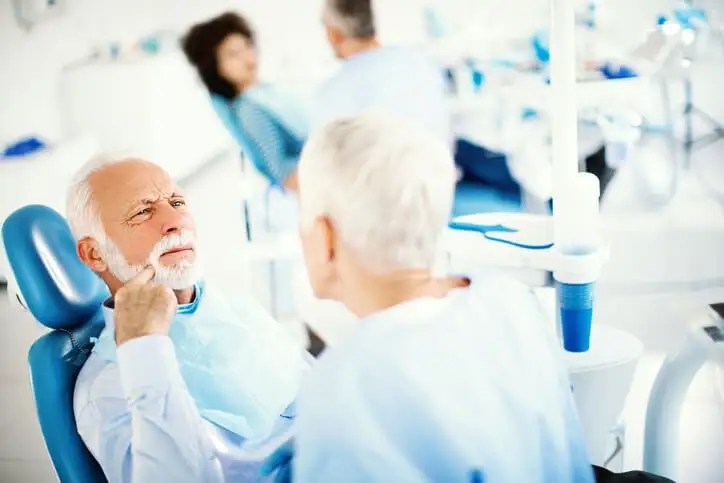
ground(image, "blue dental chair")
xmin=210 ymin=94 xmax=300 ymax=319
xmin=211 ymin=94 xmax=269 ymax=242
xmin=2 ymin=205 xmax=109 ymax=483
xmin=211 ymin=94 xmax=289 ymax=191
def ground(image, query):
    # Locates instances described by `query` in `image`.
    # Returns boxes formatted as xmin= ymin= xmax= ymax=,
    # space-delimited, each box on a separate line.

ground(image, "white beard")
xmin=101 ymin=230 xmax=202 ymax=290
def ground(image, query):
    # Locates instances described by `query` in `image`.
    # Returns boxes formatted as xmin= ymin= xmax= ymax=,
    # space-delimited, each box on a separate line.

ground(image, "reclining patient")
xmin=110 ymin=114 xmax=595 ymax=482
xmin=68 ymin=155 xmax=307 ymax=482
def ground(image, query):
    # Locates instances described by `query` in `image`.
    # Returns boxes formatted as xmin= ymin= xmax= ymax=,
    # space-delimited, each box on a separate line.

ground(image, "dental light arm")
xmin=450 ymin=0 xmax=606 ymax=353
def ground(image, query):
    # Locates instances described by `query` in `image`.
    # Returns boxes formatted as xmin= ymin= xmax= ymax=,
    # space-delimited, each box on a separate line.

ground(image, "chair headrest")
xmin=2 ymin=205 xmax=108 ymax=329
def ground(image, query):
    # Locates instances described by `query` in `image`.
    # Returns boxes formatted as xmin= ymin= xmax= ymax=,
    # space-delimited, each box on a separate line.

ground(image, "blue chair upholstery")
xmin=453 ymin=179 xmax=522 ymax=217
xmin=2 ymin=205 xmax=109 ymax=483
xmin=452 ymin=179 xmax=523 ymax=218
xmin=454 ymin=139 xmax=520 ymax=194
xmin=211 ymin=95 xmax=272 ymax=181
xmin=211 ymin=94 xmax=273 ymax=242
xmin=210 ymin=95 xmax=299 ymax=318
xmin=210 ymin=93 xmax=301 ymax=187
xmin=453 ymin=139 xmax=523 ymax=217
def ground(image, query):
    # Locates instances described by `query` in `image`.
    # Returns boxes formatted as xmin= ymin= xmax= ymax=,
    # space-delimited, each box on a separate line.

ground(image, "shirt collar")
xmin=346 ymin=45 xmax=390 ymax=64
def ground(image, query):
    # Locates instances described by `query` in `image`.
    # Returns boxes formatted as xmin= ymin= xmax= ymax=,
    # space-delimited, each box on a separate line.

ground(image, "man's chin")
xmin=153 ymin=277 xmax=201 ymax=291
xmin=158 ymin=282 xmax=198 ymax=291
xmin=151 ymin=263 xmax=202 ymax=291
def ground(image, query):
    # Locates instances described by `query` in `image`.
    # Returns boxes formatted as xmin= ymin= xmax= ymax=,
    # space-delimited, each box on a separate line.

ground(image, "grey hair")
xmin=298 ymin=111 xmax=456 ymax=271
xmin=324 ymin=0 xmax=376 ymax=39
xmin=65 ymin=152 xmax=135 ymax=242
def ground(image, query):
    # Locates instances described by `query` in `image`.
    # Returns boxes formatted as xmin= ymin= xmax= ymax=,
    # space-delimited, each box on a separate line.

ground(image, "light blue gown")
xmin=93 ymin=282 xmax=305 ymax=439
xmin=294 ymin=271 xmax=594 ymax=483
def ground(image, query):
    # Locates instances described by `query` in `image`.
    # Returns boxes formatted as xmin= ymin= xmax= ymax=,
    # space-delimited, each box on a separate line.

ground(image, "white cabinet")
xmin=59 ymin=51 xmax=233 ymax=181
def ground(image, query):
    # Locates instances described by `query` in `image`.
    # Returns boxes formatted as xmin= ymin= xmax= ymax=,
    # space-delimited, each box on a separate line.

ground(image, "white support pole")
xmin=643 ymin=333 xmax=706 ymax=480
xmin=550 ymin=0 xmax=580 ymax=246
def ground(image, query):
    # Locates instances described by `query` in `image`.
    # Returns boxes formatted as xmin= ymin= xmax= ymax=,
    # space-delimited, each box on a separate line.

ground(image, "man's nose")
xmin=157 ymin=204 xmax=188 ymax=235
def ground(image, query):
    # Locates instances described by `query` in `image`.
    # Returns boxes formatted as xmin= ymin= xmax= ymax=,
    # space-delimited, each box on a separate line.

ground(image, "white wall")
xmin=1 ymin=0 xmax=722 ymax=146
xmin=0 ymin=0 xmax=332 ymax=144
xmin=0 ymin=0 xmax=453 ymax=145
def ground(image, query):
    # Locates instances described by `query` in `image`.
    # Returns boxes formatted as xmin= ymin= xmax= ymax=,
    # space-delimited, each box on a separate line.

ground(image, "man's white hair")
xmin=298 ymin=111 xmax=456 ymax=271
xmin=66 ymin=152 xmax=136 ymax=242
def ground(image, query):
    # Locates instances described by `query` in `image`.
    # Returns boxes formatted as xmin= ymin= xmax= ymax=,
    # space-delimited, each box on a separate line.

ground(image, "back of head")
xmin=182 ymin=11 xmax=255 ymax=100
xmin=298 ymin=112 xmax=455 ymax=271
xmin=324 ymin=0 xmax=376 ymax=39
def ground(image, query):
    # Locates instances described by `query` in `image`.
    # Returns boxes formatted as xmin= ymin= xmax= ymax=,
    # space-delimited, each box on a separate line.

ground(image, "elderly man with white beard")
xmin=67 ymin=155 xmax=307 ymax=483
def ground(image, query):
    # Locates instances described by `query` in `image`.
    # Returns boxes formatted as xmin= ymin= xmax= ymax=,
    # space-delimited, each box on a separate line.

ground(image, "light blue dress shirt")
xmin=73 ymin=287 xmax=307 ymax=483
xmin=294 ymin=271 xmax=595 ymax=483
xmin=314 ymin=46 xmax=452 ymax=147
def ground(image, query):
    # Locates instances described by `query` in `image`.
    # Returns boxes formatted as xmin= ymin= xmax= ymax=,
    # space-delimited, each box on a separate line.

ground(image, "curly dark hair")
xmin=182 ymin=12 xmax=256 ymax=100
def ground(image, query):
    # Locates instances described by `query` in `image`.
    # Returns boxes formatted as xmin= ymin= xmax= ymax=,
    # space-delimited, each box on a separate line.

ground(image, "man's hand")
xmin=114 ymin=266 xmax=178 ymax=346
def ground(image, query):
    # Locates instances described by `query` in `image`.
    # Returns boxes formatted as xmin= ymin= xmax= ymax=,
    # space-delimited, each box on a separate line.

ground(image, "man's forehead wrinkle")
xmin=134 ymin=178 xmax=174 ymax=205
xmin=89 ymin=162 xmax=179 ymax=215
xmin=124 ymin=191 xmax=158 ymax=209
xmin=151 ymin=177 xmax=176 ymax=199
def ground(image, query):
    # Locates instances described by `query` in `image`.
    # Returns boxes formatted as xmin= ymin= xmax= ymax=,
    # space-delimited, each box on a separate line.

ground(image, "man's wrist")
xmin=115 ymin=328 xmax=166 ymax=346
xmin=117 ymin=335 xmax=181 ymax=394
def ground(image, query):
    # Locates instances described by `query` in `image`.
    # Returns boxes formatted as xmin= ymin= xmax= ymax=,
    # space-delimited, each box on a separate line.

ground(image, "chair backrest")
xmin=2 ymin=205 xmax=109 ymax=483
xmin=210 ymin=94 xmax=273 ymax=180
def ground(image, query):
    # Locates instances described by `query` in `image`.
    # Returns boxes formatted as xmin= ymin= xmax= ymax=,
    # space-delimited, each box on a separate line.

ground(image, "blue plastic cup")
xmin=559 ymin=282 xmax=594 ymax=352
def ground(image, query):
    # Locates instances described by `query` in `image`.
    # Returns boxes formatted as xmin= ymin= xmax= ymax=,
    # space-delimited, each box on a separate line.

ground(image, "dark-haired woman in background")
xmin=183 ymin=12 xmax=308 ymax=189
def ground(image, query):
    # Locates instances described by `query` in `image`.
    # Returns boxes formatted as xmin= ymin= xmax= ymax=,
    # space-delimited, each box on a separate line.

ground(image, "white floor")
xmin=1 ymin=137 xmax=724 ymax=482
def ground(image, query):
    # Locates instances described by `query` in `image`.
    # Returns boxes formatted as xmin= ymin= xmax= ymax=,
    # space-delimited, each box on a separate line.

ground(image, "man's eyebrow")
xmin=136 ymin=197 xmax=160 ymax=206
xmin=123 ymin=196 xmax=159 ymax=213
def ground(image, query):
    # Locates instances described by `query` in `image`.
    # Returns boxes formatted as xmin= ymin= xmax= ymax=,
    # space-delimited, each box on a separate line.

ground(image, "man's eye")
xmin=171 ymin=200 xmax=186 ymax=207
xmin=134 ymin=208 xmax=152 ymax=217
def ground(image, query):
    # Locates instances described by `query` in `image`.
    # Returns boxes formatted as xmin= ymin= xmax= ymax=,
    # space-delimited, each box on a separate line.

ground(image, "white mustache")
xmin=148 ymin=231 xmax=196 ymax=265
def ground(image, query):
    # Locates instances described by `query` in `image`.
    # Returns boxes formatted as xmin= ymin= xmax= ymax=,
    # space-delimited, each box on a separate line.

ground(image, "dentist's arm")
xmin=111 ymin=267 xmax=222 ymax=483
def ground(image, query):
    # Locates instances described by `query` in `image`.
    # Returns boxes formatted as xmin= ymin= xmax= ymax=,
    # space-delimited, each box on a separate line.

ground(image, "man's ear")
xmin=325 ymin=24 xmax=345 ymax=48
xmin=315 ymin=216 xmax=336 ymax=264
xmin=77 ymin=238 xmax=107 ymax=273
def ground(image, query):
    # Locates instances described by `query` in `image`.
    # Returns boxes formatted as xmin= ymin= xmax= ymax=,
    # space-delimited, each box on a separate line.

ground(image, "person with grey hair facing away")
xmin=316 ymin=0 xmax=452 ymax=147
xmin=112 ymin=113 xmax=594 ymax=482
